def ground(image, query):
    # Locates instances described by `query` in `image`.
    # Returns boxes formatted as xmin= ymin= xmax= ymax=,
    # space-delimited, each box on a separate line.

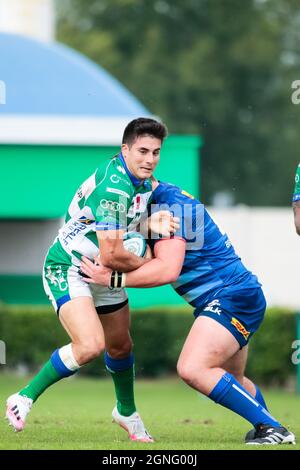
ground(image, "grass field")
xmin=0 ymin=373 xmax=299 ymax=450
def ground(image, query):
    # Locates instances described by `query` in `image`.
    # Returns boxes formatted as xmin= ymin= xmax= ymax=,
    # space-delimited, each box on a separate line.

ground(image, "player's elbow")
xmin=296 ymin=223 xmax=300 ymax=236
xmin=161 ymin=263 xmax=181 ymax=284
xmin=165 ymin=272 xmax=180 ymax=284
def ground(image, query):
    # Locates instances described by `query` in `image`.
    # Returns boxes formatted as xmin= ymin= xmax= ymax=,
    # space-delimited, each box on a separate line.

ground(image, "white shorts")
xmin=43 ymin=260 xmax=128 ymax=314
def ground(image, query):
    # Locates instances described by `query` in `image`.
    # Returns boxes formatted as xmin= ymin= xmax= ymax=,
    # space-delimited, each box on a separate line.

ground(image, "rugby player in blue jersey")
xmin=81 ymin=179 xmax=296 ymax=446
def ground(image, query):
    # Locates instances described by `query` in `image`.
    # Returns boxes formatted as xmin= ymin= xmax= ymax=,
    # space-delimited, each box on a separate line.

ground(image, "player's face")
xmin=122 ymin=135 xmax=161 ymax=180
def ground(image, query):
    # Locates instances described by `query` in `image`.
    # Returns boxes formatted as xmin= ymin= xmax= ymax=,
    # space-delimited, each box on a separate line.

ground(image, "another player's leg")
xmin=223 ymin=345 xmax=270 ymax=442
xmin=177 ymin=316 xmax=295 ymax=445
xmin=98 ymin=302 xmax=153 ymax=443
xmin=6 ymin=297 xmax=105 ymax=432
xmin=223 ymin=345 xmax=268 ymax=407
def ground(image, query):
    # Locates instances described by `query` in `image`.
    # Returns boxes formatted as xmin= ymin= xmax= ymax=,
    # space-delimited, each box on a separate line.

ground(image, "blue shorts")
xmin=193 ymin=287 xmax=266 ymax=348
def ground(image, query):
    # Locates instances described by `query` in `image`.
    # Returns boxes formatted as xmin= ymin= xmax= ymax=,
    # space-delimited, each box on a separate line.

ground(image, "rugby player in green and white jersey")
xmin=293 ymin=163 xmax=300 ymax=235
xmin=6 ymin=118 xmax=175 ymax=442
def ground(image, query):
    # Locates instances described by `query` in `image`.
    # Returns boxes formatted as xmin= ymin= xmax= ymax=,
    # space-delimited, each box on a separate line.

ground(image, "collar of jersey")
xmin=118 ymin=152 xmax=150 ymax=189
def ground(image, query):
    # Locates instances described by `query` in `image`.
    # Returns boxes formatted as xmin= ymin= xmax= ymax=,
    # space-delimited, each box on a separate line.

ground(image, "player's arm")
xmin=89 ymin=174 xmax=150 ymax=271
xmin=97 ymin=211 xmax=179 ymax=272
xmin=292 ymin=201 xmax=300 ymax=235
xmin=81 ymin=237 xmax=186 ymax=286
xmin=97 ymin=229 xmax=149 ymax=272
xmin=124 ymin=238 xmax=186 ymax=287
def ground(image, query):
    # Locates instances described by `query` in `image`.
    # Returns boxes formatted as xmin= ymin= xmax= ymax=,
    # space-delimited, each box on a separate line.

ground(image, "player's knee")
xmin=177 ymin=357 xmax=210 ymax=388
xmin=76 ymin=339 xmax=104 ymax=364
xmin=106 ymin=340 xmax=133 ymax=359
xmin=177 ymin=360 xmax=199 ymax=384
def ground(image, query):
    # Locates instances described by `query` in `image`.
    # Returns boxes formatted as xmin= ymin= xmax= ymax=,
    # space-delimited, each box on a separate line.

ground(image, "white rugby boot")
xmin=112 ymin=406 xmax=154 ymax=443
xmin=6 ymin=393 xmax=33 ymax=432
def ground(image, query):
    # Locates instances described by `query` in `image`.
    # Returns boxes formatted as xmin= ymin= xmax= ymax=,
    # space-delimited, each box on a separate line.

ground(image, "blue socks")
xmin=209 ymin=373 xmax=280 ymax=427
xmin=104 ymin=351 xmax=134 ymax=373
xmin=255 ymin=384 xmax=268 ymax=410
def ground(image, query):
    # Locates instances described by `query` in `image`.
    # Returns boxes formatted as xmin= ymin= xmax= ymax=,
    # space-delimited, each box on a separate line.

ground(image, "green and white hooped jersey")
xmin=50 ymin=154 xmax=152 ymax=265
xmin=293 ymin=164 xmax=300 ymax=202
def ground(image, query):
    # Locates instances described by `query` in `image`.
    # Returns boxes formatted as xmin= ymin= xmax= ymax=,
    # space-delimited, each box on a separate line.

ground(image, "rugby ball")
xmin=123 ymin=232 xmax=147 ymax=257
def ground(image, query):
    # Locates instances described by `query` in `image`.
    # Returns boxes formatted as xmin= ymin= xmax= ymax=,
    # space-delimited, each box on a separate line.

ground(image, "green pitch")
xmin=0 ymin=373 xmax=299 ymax=450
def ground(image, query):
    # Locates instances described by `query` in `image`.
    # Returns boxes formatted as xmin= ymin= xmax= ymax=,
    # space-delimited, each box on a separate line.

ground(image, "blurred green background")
xmin=58 ymin=0 xmax=300 ymax=206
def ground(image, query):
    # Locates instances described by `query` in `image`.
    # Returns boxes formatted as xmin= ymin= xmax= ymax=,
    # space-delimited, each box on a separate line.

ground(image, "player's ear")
xmin=121 ymin=143 xmax=129 ymax=158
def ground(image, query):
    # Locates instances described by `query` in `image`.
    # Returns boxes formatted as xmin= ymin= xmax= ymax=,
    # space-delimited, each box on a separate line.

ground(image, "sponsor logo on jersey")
xmin=110 ymin=173 xmax=131 ymax=186
xmin=61 ymin=220 xmax=91 ymax=245
xmin=231 ymin=317 xmax=250 ymax=340
xmin=100 ymin=199 xmax=126 ymax=213
xmin=128 ymin=192 xmax=152 ymax=218
xmin=135 ymin=195 xmax=141 ymax=210
xmin=79 ymin=216 xmax=93 ymax=225
xmin=110 ymin=174 xmax=121 ymax=184
xmin=106 ymin=187 xmax=130 ymax=199
xmin=117 ymin=165 xmax=126 ymax=175
xmin=203 ymin=299 xmax=222 ymax=315
xmin=181 ymin=190 xmax=194 ymax=199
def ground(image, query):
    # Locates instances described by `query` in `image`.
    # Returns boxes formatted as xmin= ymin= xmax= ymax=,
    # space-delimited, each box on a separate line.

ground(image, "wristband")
xmin=110 ymin=271 xmax=116 ymax=288
xmin=121 ymin=272 xmax=126 ymax=288
xmin=110 ymin=271 xmax=126 ymax=288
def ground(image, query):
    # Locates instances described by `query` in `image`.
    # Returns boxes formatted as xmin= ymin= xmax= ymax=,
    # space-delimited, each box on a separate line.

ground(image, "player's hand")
xmin=147 ymin=210 xmax=180 ymax=237
xmin=80 ymin=256 xmax=112 ymax=286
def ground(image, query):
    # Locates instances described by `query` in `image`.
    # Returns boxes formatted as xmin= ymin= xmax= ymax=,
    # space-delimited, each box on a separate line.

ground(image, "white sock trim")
xmin=58 ymin=344 xmax=80 ymax=371
xmin=232 ymin=383 xmax=259 ymax=406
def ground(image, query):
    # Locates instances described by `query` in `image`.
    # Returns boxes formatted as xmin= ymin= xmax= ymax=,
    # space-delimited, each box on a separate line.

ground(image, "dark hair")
xmin=122 ymin=117 xmax=168 ymax=147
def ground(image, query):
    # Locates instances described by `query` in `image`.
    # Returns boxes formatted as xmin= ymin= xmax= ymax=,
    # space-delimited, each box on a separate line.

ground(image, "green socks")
xmin=105 ymin=352 xmax=136 ymax=416
xmin=19 ymin=360 xmax=62 ymax=402
xmin=110 ymin=366 xmax=136 ymax=416
xmin=19 ymin=346 xmax=80 ymax=402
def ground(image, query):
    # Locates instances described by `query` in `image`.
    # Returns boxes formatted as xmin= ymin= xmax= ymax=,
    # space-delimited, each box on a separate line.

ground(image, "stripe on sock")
xmin=51 ymin=349 xmax=77 ymax=377
xmin=209 ymin=372 xmax=281 ymax=427
xmin=58 ymin=344 xmax=80 ymax=371
xmin=232 ymin=383 xmax=260 ymax=406
xmin=104 ymin=351 xmax=134 ymax=372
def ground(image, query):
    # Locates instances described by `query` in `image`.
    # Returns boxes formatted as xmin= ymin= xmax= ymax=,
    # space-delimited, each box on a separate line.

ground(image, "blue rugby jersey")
xmin=151 ymin=181 xmax=261 ymax=309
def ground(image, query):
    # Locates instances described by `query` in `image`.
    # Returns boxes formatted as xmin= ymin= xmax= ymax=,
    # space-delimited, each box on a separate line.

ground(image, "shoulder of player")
xmin=94 ymin=158 xmax=134 ymax=198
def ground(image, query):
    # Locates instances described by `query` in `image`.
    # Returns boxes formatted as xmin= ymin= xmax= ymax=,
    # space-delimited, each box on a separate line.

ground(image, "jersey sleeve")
xmin=293 ymin=164 xmax=300 ymax=202
xmin=87 ymin=180 xmax=132 ymax=231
